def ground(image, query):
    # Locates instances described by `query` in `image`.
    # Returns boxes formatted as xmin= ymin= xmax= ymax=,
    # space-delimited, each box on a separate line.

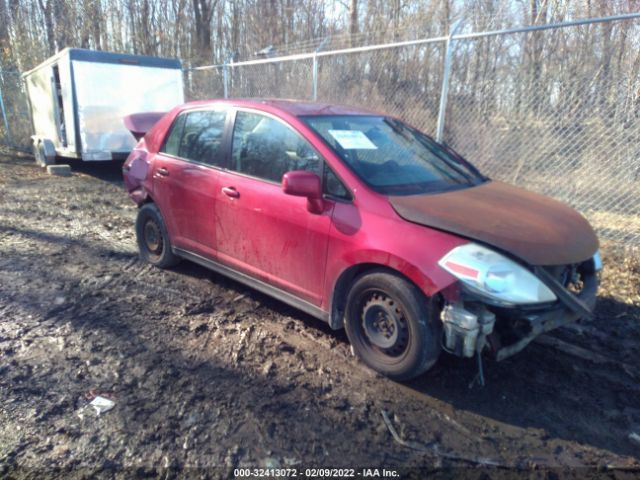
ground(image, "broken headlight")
xmin=438 ymin=243 xmax=557 ymax=305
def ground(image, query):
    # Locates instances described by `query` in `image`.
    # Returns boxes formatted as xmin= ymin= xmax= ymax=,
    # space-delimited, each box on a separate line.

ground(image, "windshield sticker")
xmin=328 ymin=130 xmax=378 ymax=150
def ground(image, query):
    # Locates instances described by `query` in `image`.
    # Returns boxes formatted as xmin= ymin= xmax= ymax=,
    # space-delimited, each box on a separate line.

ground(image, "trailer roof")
xmin=22 ymin=48 xmax=181 ymax=77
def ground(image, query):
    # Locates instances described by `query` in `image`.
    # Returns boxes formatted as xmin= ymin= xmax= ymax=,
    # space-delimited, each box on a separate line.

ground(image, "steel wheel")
xmin=143 ymin=218 xmax=163 ymax=257
xmin=135 ymin=203 xmax=180 ymax=268
xmin=360 ymin=290 xmax=410 ymax=357
xmin=344 ymin=270 xmax=441 ymax=380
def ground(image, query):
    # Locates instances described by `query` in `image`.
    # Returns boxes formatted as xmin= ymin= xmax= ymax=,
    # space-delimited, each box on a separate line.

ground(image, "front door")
xmin=215 ymin=110 xmax=334 ymax=306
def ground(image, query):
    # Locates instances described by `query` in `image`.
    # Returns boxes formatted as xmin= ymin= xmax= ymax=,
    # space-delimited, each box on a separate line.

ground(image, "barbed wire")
xmin=239 ymin=1 xmax=640 ymax=61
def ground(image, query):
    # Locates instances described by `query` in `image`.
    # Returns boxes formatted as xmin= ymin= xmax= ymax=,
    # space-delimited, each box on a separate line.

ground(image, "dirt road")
xmin=1 ymin=151 xmax=639 ymax=478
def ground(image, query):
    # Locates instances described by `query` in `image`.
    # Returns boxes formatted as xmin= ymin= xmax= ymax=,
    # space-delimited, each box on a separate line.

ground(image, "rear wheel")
xmin=135 ymin=203 xmax=180 ymax=268
xmin=344 ymin=270 xmax=441 ymax=381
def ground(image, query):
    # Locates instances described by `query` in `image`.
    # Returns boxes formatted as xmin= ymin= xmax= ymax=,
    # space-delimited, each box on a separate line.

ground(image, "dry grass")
xmin=599 ymin=242 xmax=640 ymax=306
xmin=588 ymin=211 xmax=640 ymax=243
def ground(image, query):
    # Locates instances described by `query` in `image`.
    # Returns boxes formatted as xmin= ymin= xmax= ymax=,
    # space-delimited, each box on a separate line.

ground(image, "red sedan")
xmin=122 ymin=99 xmax=601 ymax=380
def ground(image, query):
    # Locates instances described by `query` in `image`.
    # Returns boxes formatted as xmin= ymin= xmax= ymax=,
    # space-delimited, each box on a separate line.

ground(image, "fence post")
xmin=223 ymin=53 xmax=231 ymax=99
xmin=312 ymin=54 xmax=318 ymax=101
xmin=312 ymin=38 xmax=330 ymax=101
xmin=436 ymin=19 xmax=463 ymax=143
xmin=0 ymin=65 xmax=14 ymax=146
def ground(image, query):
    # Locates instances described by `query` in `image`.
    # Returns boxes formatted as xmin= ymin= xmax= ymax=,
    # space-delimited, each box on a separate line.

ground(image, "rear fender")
xmin=123 ymin=147 xmax=150 ymax=206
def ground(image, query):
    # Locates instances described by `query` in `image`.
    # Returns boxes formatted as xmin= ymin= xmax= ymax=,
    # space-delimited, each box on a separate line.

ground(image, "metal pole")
xmin=223 ymin=54 xmax=230 ymax=99
xmin=312 ymin=37 xmax=330 ymax=101
xmin=0 ymin=72 xmax=13 ymax=146
xmin=436 ymin=19 xmax=463 ymax=143
xmin=312 ymin=54 xmax=318 ymax=101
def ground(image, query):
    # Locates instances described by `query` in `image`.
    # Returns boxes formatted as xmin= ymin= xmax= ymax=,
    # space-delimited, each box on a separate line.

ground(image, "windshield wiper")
xmin=384 ymin=118 xmax=412 ymax=141
xmin=416 ymin=135 xmax=478 ymax=184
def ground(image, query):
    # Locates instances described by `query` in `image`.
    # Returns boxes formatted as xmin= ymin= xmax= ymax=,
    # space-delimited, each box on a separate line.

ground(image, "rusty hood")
xmin=389 ymin=181 xmax=598 ymax=266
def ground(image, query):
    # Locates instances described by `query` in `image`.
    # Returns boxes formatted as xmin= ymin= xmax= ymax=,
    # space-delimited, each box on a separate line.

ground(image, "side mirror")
xmin=282 ymin=170 xmax=324 ymax=214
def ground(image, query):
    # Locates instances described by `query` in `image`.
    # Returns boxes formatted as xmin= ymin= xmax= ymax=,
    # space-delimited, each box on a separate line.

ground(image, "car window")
xmin=324 ymin=167 xmax=350 ymax=199
xmin=177 ymin=110 xmax=227 ymax=166
xmin=231 ymin=111 xmax=322 ymax=182
xmin=161 ymin=113 xmax=186 ymax=156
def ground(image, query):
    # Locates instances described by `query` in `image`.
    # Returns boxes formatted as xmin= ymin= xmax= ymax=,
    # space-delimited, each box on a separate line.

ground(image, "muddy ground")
xmin=0 ymin=150 xmax=639 ymax=479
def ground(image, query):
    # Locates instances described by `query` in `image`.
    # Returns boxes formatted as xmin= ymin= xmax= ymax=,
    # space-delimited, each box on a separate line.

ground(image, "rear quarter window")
xmin=161 ymin=113 xmax=186 ymax=156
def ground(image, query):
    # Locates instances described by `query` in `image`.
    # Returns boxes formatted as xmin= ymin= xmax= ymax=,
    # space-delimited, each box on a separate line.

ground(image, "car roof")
xmin=178 ymin=98 xmax=381 ymax=117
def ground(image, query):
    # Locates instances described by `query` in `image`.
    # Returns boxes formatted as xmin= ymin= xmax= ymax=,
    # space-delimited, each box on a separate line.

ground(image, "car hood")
xmin=389 ymin=181 xmax=599 ymax=266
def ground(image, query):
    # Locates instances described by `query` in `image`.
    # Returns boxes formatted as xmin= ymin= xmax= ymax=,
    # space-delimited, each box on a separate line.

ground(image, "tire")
xmin=33 ymin=142 xmax=50 ymax=167
xmin=135 ymin=203 xmax=180 ymax=268
xmin=344 ymin=270 xmax=441 ymax=381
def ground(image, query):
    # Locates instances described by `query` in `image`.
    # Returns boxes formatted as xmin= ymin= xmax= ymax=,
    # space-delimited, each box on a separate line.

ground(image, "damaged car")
xmin=122 ymin=100 xmax=601 ymax=380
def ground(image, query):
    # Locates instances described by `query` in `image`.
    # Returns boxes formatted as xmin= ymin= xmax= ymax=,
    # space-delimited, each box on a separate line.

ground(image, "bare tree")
xmin=193 ymin=0 xmax=217 ymax=62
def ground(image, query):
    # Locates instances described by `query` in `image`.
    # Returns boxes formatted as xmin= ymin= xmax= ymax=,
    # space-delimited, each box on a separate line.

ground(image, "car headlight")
xmin=438 ymin=243 xmax=557 ymax=305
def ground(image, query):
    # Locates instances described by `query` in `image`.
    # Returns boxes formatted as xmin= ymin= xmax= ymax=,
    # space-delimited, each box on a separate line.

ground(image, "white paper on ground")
xmin=328 ymin=130 xmax=378 ymax=150
xmin=89 ymin=396 xmax=115 ymax=415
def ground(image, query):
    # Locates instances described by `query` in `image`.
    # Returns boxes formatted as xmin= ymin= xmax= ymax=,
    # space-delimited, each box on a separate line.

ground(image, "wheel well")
xmin=330 ymin=263 xmax=423 ymax=330
xmin=140 ymin=194 xmax=154 ymax=206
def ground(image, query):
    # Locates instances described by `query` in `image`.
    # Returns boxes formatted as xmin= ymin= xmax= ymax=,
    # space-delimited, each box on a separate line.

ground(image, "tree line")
xmin=0 ymin=0 xmax=637 ymax=72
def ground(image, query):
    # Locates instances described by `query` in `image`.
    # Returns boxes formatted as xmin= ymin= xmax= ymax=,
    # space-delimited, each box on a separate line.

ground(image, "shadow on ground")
xmin=66 ymin=158 xmax=125 ymax=186
xmin=407 ymin=298 xmax=640 ymax=460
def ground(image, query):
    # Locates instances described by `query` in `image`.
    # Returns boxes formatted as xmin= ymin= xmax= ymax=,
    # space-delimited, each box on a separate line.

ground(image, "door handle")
xmin=156 ymin=167 xmax=169 ymax=176
xmin=222 ymin=186 xmax=240 ymax=198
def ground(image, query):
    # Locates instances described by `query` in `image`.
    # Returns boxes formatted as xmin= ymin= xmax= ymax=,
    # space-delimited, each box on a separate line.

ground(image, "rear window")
xmin=161 ymin=113 xmax=186 ymax=156
xmin=161 ymin=110 xmax=227 ymax=167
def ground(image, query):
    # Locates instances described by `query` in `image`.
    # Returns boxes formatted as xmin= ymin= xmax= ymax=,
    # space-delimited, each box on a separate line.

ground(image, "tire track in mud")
xmin=1 ymin=152 xmax=639 ymax=476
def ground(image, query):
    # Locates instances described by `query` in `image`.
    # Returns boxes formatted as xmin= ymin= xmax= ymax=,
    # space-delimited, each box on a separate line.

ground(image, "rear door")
xmin=215 ymin=109 xmax=334 ymax=306
xmin=152 ymin=108 xmax=230 ymax=258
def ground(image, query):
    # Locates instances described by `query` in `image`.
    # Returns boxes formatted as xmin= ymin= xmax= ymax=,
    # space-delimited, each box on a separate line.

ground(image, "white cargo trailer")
xmin=22 ymin=48 xmax=184 ymax=165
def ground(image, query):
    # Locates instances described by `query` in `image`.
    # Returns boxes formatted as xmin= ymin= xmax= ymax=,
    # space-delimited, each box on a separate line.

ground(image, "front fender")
xmin=340 ymin=249 xmax=457 ymax=296
xmin=321 ymin=200 xmax=469 ymax=319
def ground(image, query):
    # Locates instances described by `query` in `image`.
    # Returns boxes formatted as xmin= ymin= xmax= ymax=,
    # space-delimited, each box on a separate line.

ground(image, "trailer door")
xmin=72 ymin=60 xmax=183 ymax=160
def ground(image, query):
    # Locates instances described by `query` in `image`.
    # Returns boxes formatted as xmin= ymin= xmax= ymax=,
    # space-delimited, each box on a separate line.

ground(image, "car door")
xmin=152 ymin=108 xmax=230 ymax=259
xmin=215 ymin=109 xmax=334 ymax=306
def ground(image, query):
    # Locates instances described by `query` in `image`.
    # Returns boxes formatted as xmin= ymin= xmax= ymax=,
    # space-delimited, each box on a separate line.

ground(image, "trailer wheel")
xmin=33 ymin=140 xmax=54 ymax=167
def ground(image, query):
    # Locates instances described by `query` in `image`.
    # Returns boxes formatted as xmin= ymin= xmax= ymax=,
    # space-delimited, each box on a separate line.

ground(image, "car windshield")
xmin=302 ymin=115 xmax=486 ymax=195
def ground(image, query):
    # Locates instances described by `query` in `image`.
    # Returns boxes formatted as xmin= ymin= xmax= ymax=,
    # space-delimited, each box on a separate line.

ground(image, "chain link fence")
xmin=187 ymin=14 xmax=640 ymax=247
xmin=445 ymin=24 xmax=640 ymax=245
xmin=231 ymin=59 xmax=314 ymax=99
xmin=1 ymin=14 xmax=639 ymax=246
xmin=184 ymin=66 xmax=226 ymax=101
xmin=0 ymin=70 xmax=31 ymax=152
xmin=316 ymin=44 xmax=445 ymax=135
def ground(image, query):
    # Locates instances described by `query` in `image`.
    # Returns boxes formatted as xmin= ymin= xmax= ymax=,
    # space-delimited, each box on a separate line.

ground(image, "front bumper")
xmin=461 ymin=260 xmax=599 ymax=361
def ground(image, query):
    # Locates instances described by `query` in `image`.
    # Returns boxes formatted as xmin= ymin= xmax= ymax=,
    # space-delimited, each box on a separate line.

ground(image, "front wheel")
xmin=135 ymin=203 xmax=180 ymax=268
xmin=344 ymin=271 xmax=441 ymax=381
